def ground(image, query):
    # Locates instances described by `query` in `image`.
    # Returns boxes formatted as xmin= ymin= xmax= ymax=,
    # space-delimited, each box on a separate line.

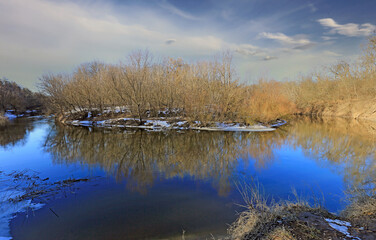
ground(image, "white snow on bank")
xmin=192 ymin=122 xmax=276 ymax=132
xmin=325 ymin=218 xmax=361 ymax=240
xmin=145 ymin=120 xmax=173 ymax=129
xmin=67 ymin=118 xmax=283 ymax=132
xmin=191 ymin=126 xmax=276 ymax=132
xmin=0 ymin=177 xmax=44 ymax=239
xmin=270 ymin=120 xmax=287 ymax=128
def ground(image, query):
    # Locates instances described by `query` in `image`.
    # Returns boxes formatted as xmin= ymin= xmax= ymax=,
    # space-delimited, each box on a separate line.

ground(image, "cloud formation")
xmin=318 ymin=18 xmax=376 ymax=37
xmin=258 ymin=32 xmax=313 ymax=49
xmin=234 ymin=44 xmax=260 ymax=56
xmin=263 ymin=56 xmax=278 ymax=61
xmin=0 ymin=0 xmax=374 ymax=89
xmin=323 ymin=51 xmax=341 ymax=57
xmin=159 ymin=0 xmax=201 ymax=20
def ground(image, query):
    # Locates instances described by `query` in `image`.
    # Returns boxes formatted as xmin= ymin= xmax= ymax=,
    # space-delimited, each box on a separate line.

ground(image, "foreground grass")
xmin=342 ymin=185 xmax=376 ymax=230
xmin=228 ymin=181 xmax=376 ymax=240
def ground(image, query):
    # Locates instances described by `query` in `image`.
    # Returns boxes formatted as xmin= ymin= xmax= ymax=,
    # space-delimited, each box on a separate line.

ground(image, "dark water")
xmin=1 ymin=117 xmax=375 ymax=239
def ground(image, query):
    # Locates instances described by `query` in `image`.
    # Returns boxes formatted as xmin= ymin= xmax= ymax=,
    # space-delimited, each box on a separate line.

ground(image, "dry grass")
xmin=229 ymin=179 xmax=376 ymax=239
xmin=228 ymin=181 xmax=330 ymax=240
xmin=266 ymin=227 xmax=295 ymax=240
xmin=342 ymin=184 xmax=376 ymax=227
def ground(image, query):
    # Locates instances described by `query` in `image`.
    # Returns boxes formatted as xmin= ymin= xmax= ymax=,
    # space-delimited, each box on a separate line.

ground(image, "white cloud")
xmin=0 ymin=0 xmax=231 ymax=89
xmin=159 ymin=0 xmax=201 ymax=20
xmin=323 ymin=51 xmax=341 ymax=57
xmin=318 ymin=18 xmax=376 ymax=37
xmin=0 ymin=0 xmax=365 ymax=91
xmin=322 ymin=36 xmax=336 ymax=41
xmin=234 ymin=44 xmax=260 ymax=56
xmin=258 ymin=32 xmax=313 ymax=49
xmin=263 ymin=56 xmax=278 ymax=61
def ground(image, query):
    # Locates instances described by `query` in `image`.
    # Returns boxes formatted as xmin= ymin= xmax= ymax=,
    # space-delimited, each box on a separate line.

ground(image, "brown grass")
xmin=266 ymin=227 xmax=295 ymax=240
xmin=228 ymin=181 xmax=334 ymax=240
xmin=342 ymin=184 xmax=376 ymax=228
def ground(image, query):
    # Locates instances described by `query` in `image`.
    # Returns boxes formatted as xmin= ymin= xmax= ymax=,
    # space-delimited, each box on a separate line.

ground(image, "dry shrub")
xmin=241 ymin=80 xmax=296 ymax=123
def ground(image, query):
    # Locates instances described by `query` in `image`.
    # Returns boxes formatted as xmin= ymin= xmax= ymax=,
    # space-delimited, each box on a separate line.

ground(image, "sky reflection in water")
xmin=1 ymin=117 xmax=375 ymax=239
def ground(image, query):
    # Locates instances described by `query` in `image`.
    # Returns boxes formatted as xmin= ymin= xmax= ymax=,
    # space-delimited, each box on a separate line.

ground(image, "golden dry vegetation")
xmin=286 ymin=36 xmax=376 ymax=119
xmin=38 ymin=37 xmax=376 ymax=123
xmin=38 ymin=51 xmax=296 ymax=123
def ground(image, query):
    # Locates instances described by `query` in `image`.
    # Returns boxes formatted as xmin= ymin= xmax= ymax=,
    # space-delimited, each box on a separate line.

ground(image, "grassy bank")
xmin=228 ymin=181 xmax=376 ymax=240
xmin=296 ymin=98 xmax=376 ymax=121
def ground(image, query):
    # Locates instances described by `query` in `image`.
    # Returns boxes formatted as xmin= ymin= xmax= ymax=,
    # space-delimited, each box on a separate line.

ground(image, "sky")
xmin=0 ymin=0 xmax=375 ymax=90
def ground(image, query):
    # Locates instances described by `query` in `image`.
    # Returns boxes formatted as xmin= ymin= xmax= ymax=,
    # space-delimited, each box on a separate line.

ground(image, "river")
xmin=0 ymin=117 xmax=375 ymax=239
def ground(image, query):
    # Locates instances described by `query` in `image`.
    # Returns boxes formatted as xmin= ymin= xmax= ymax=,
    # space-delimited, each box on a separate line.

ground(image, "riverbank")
xmin=1 ymin=110 xmax=43 ymax=121
xmin=0 ymin=170 xmax=93 ymax=240
xmin=59 ymin=110 xmax=286 ymax=132
xmin=229 ymin=183 xmax=376 ymax=240
xmin=298 ymin=99 xmax=376 ymax=122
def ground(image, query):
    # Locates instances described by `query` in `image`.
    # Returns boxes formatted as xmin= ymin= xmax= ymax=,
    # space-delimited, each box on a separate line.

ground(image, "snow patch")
xmin=0 ymin=178 xmax=44 ymax=239
xmin=146 ymin=120 xmax=171 ymax=128
xmin=325 ymin=218 xmax=361 ymax=239
xmin=67 ymin=117 xmax=283 ymax=132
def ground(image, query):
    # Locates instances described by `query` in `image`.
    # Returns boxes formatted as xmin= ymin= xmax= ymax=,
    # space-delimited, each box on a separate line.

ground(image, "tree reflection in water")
xmin=44 ymin=123 xmax=285 ymax=195
xmin=43 ymin=117 xmax=376 ymax=195
xmin=286 ymin=117 xmax=376 ymax=190
xmin=0 ymin=118 xmax=35 ymax=149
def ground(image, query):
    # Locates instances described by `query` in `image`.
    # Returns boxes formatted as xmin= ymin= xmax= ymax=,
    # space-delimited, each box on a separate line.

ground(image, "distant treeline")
xmin=38 ymin=36 xmax=375 ymax=122
xmin=0 ymin=78 xmax=45 ymax=114
xmin=288 ymin=36 xmax=376 ymax=111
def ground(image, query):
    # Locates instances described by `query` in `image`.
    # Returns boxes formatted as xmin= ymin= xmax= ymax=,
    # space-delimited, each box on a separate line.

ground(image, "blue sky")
xmin=0 ymin=0 xmax=375 ymax=90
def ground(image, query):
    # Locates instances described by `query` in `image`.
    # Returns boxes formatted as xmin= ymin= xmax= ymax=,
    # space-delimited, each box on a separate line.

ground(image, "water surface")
xmin=1 ymin=117 xmax=375 ymax=239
